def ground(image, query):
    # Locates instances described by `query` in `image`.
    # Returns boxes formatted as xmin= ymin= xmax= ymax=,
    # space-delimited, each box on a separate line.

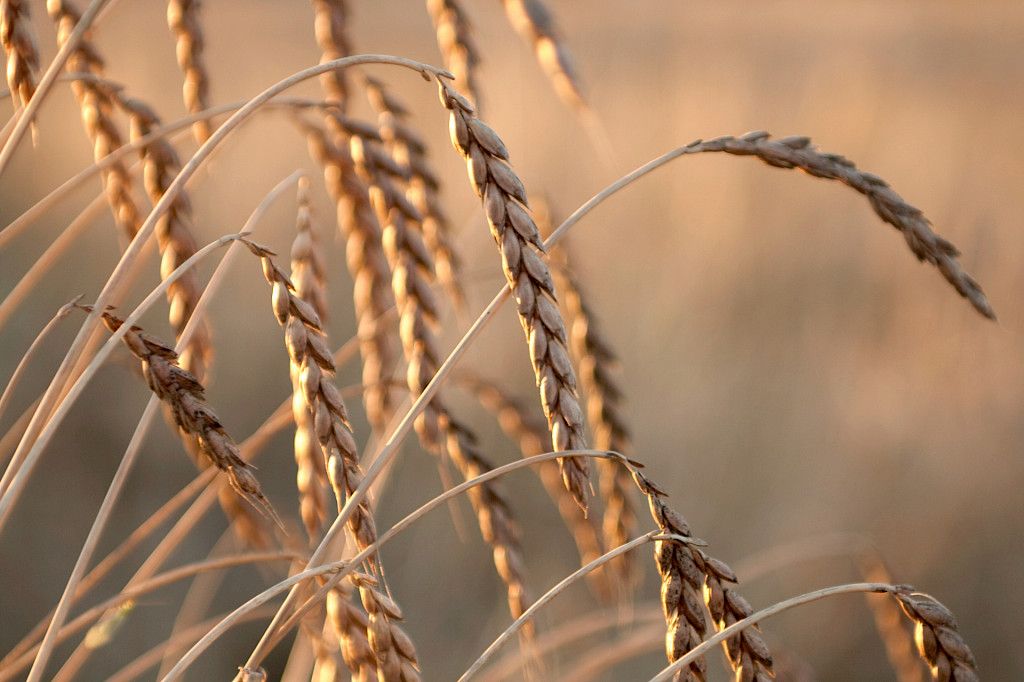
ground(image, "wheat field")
xmin=1 ymin=1 xmax=1021 ymax=680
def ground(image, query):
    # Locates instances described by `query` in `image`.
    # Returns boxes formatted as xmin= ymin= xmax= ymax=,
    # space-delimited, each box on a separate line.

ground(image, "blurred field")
xmin=1 ymin=1 xmax=1023 ymax=679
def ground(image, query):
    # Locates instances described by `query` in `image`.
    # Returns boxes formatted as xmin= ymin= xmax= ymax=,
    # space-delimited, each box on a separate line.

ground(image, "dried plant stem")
xmin=0 ymin=0 xmax=39 ymax=111
xmin=462 ymin=376 xmax=609 ymax=600
xmin=0 ymin=553 xmax=297 ymax=682
xmin=0 ymin=0 xmax=107 ymax=175
xmin=648 ymin=584 xmax=978 ymax=682
xmin=459 ymin=531 xmax=690 ymax=681
xmin=562 ymin=624 xmax=666 ymax=682
xmin=438 ymin=78 xmax=591 ymax=509
xmin=426 ymin=0 xmax=480 ymax=107
xmin=167 ymin=0 xmax=212 ymax=143
xmin=0 ymin=299 xmax=79 ymax=427
xmin=365 ymin=77 xmax=466 ymax=309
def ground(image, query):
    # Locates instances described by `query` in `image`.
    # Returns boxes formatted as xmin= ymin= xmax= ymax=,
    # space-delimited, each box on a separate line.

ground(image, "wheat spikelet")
xmin=244 ymin=239 xmax=379 ymax=560
xmin=437 ymin=78 xmax=591 ymax=510
xmin=48 ymin=0 xmax=143 ymax=242
xmin=326 ymin=585 xmax=376 ymax=681
xmin=303 ymin=120 xmax=398 ymax=434
xmin=462 ymin=375 xmax=612 ymax=602
xmin=288 ymin=177 xmax=331 ymax=539
xmin=167 ymin=0 xmax=212 ymax=143
xmin=365 ymin=77 xmax=466 ymax=310
xmin=311 ymin=0 xmax=351 ymax=107
xmin=894 ymin=589 xmax=979 ymax=682
xmin=499 ymin=0 xmax=586 ymax=111
xmin=426 ymin=0 xmax=480 ymax=107
xmin=81 ymin=306 xmax=275 ymax=520
xmin=630 ymin=470 xmax=775 ymax=681
xmin=549 ymin=247 xmax=638 ymax=590
xmin=354 ymin=573 xmax=422 ymax=682
xmin=345 ymin=115 xmax=531 ymax=630
xmin=1 ymin=0 xmax=38 ymax=111
xmin=691 ymin=131 xmax=994 ymax=319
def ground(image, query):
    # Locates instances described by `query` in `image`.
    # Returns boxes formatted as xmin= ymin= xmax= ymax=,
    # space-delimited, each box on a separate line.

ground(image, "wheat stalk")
xmin=426 ymin=0 xmax=480 ymax=107
xmin=437 ymin=78 xmax=592 ymax=510
xmin=167 ymin=0 xmax=212 ymax=143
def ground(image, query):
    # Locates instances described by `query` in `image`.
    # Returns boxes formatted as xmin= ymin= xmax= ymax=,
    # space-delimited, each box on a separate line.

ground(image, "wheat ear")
xmin=326 ymin=584 xmax=376 ymax=682
xmin=288 ymin=177 xmax=331 ymax=539
xmin=437 ymin=78 xmax=591 ymax=510
xmin=499 ymin=0 xmax=586 ymax=111
xmin=462 ymin=376 xmax=611 ymax=601
xmin=548 ymin=246 xmax=638 ymax=590
xmin=345 ymin=114 xmax=532 ymax=630
xmin=630 ymin=469 xmax=774 ymax=681
xmin=893 ymin=590 xmax=979 ymax=682
xmin=311 ymin=0 xmax=351 ymax=107
xmin=365 ymin=76 xmax=466 ymax=310
xmin=0 ymin=0 xmax=38 ymax=111
xmin=48 ymin=0 xmax=143 ymax=242
xmin=303 ymin=120 xmax=398 ymax=434
xmin=426 ymin=0 xmax=480 ymax=107
xmin=167 ymin=0 xmax=212 ymax=143
xmin=81 ymin=306 xmax=275 ymax=519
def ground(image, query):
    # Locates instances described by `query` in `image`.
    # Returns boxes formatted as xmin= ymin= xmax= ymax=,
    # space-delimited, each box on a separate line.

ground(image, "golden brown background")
xmin=1 ymin=1 xmax=1022 ymax=679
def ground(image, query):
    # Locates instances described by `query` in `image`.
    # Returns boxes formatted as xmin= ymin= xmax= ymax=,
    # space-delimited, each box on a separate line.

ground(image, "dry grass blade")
xmin=0 ymin=0 xmax=38 ymax=111
xmin=438 ymin=78 xmax=591 ymax=510
xmin=366 ymin=76 xmax=466 ymax=310
xmin=461 ymin=375 xmax=611 ymax=601
xmin=499 ymin=0 xmax=585 ymax=111
xmin=426 ymin=0 xmax=480 ymax=107
xmin=303 ymin=120 xmax=399 ymax=435
xmin=629 ymin=468 xmax=775 ymax=681
xmin=346 ymin=111 xmax=532 ymax=631
xmin=167 ymin=0 xmax=212 ymax=143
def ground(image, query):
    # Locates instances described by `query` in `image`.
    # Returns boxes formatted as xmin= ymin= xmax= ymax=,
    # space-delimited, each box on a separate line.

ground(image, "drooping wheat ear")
xmin=437 ymin=78 xmax=591 ymax=511
xmin=694 ymin=131 xmax=994 ymax=319
xmin=499 ymin=0 xmax=587 ymax=112
xmin=167 ymin=0 xmax=212 ymax=143
xmin=311 ymin=0 xmax=351 ymax=107
xmin=80 ymin=306 xmax=276 ymax=520
xmin=629 ymin=470 xmax=774 ymax=681
xmin=288 ymin=176 xmax=331 ymax=539
xmin=243 ymin=239 xmax=379 ymax=563
xmin=116 ymin=94 xmax=212 ymax=382
xmin=548 ymin=245 xmax=638 ymax=590
xmin=1 ymin=0 xmax=38 ymax=111
xmin=354 ymin=572 xmax=422 ymax=682
xmin=461 ymin=375 xmax=613 ymax=602
xmin=326 ymin=585 xmax=377 ymax=681
xmin=426 ymin=0 xmax=480 ymax=107
xmin=48 ymin=0 xmax=143 ymax=242
xmin=893 ymin=589 xmax=979 ymax=682
xmin=303 ymin=120 xmax=398 ymax=434
xmin=345 ymin=115 xmax=532 ymax=631
xmin=365 ymin=77 xmax=466 ymax=310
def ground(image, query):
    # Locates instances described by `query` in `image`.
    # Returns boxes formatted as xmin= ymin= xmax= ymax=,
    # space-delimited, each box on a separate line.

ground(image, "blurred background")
xmin=1 ymin=1 xmax=1022 ymax=679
